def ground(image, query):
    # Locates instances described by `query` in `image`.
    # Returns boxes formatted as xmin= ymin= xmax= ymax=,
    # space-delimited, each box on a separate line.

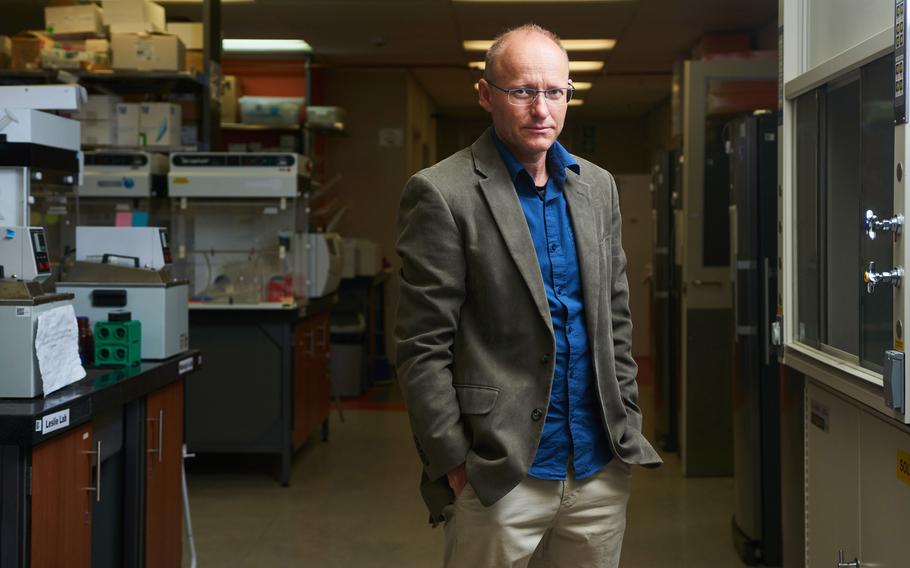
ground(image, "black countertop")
xmin=0 ymin=350 xmax=201 ymax=447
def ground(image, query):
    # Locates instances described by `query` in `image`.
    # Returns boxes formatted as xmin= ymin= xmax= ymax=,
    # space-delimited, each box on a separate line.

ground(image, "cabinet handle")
xmin=148 ymin=409 xmax=164 ymax=464
xmin=837 ymin=549 xmax=861 ymax=567
xmin=81 ymin=440 xmax=102 ymax=503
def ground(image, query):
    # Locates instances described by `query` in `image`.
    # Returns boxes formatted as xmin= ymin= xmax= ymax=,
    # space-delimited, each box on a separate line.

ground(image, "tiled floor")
xmin=184 ymin=382 xmax=747 ymax=567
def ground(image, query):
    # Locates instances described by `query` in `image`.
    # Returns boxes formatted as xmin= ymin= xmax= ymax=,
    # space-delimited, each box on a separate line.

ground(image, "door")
xmin=806 ymin=383 xmax=861 ymax=568
xmin=146 ymin=381 xmax=184 ymax=568
xmin=680 ymin=58 xmax=778 ymax=476
xmin=30 ymin=423 xmax=95 ymax=568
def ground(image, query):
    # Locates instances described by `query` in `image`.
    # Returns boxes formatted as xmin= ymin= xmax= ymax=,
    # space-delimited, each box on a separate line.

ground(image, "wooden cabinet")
xmin=145 ymin=381 xmax=185 ymax=568
xmin=293 ymin=312 xmax=332 ymax=449
xmin=30 ymin=424 xmax=95 ymax=568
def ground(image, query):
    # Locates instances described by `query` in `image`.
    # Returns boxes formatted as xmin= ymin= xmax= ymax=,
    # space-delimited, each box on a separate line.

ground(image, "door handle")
xmin=148 ymin=409 xmax=164 ymax=464
xmin=82 ymin=440 xmax=102 ymax=503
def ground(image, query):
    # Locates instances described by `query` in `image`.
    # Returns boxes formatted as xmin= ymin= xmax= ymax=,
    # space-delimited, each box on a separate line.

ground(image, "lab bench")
xmin=183 ymin=295 xmax=335 ymax=485
xmin=0 ymin=350 xmax=201 ymax=568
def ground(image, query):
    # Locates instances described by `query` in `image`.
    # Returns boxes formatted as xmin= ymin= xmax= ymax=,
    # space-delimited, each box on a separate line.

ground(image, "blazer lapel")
xmin=563 ymin=173 xmax=601 ymax=344
xmin=471 ymin=130 xmax=552 ymax=331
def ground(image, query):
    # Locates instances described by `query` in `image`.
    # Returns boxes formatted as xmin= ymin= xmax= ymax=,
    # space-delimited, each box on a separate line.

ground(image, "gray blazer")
xmin=395 ymin=128 xmax=662 ymax=523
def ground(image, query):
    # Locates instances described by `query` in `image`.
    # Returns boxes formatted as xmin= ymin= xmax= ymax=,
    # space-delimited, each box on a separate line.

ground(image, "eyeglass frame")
xmin=484 ymin=80 xmax=576 ymax=106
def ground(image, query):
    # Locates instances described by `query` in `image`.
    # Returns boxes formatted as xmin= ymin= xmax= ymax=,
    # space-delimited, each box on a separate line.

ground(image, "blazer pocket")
xmin=453 ymin=384 xmax=500 ymax=415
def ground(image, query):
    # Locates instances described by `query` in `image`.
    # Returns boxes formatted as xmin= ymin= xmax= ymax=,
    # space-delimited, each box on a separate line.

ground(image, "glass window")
xmin=792 ymin=53 xmax=895 ymax=371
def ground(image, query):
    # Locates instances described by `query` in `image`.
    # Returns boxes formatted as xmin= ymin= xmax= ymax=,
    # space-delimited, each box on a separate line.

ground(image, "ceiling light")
xmin=469 ymin=61 xmax=604 ymax=72
xmin=223 ymin=39 xmax=312 ymax=53
xmin=572 ymin=81 xmax=593 ymax=90
xmin=568 ymin=99 xmax=585 ymax=106
xmin=463 ymin=39 xmax=615 ymax=51
xmin=161 ymin=0 xmax=253 ymax=3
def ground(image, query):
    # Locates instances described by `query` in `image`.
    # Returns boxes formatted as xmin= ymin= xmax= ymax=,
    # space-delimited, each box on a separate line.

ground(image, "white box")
xmin=166 ymin=22 xmax=203 ymax=50
xmin=115 ymin=103 xmax=140 ymax=147
xmin=45 ymin=5 xmax=105 ymax=37
xmin=111 ymin=33 xmax=184 ymax=71
xmin=0 ymin=85 xmax=87 ymax=111
xmin=139 ymin=102 xmax=181 ymax=147
xmin=81 ymin=119 xmax=117 ymax=146
xmin=103 ymin=0 xmax=166 ymax=34
xmin=74 ymin=94 xmax=122 ymax=121
xmin=85 ymin=38 xmax=110 ymax=53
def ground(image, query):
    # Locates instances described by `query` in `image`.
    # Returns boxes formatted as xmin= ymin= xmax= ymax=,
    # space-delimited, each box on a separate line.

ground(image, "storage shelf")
xmin=220 ymin=122 xmax=301 ymax=132
xmin=0 ymin=69 xmax=205 ymax=93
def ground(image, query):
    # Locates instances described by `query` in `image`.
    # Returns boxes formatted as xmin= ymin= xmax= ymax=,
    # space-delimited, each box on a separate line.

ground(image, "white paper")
xmin=35 ymin=304 xmax=86 ymax=395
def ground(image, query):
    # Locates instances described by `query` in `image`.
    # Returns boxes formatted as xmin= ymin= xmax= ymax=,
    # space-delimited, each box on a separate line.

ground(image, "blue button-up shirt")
xmin=491 ymin=130 xmax=612 ymax=480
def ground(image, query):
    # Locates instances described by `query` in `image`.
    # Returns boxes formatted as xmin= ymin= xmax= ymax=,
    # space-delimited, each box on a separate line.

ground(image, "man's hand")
xmin=447 ymin=462 xmax=468 ymax=498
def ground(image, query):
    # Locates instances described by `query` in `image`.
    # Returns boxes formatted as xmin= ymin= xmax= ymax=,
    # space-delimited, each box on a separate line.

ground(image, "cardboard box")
xmin=103 ymin=0 xmax=166 ymax=34
xmin=184 ymin=49 xmax=204 ymax=75
xmin=139 ymin=102 xmax=181 ymax=147
xmin=75 ymin=95 xmax=123 ymax=120
xmin=166 ymin=22 xmax=203 ymax=50
xmin=11 ymin=33 xmax=44 ymax=70
xmin=115 ymin=102 xmax=140 ymax=147
xmin=81 ymin=119 xmax=118 ymax=146
xmin=45 ymin=4 xmax=105 ymax=38
xmin=112 ymin=33 xmax=184 ymax=71
xmin=221 ymin=75 xmax=240 ymax=123
xmin=0 ymin=36 xmax=11 ymax=69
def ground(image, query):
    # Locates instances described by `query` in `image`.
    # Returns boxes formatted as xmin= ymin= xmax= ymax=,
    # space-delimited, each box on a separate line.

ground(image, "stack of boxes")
xmin=74 ymin=95 xmax=182 ymax=149
xmin=94 ymin=312 xmax=142 ymax=367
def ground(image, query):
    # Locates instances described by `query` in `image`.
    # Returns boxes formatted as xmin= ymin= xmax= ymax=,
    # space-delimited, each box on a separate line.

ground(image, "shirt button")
xmin=549 ymin=243 xmax=557 ymax=252
xmin=531 ymin=408 xmax=544 ymax=421
xmin=541 ymin=353 xmax=551 ymax=365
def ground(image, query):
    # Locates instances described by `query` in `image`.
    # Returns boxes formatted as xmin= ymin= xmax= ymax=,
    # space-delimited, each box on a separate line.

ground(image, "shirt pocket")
xmin=453 ymin=384 xmax=500 ymax=415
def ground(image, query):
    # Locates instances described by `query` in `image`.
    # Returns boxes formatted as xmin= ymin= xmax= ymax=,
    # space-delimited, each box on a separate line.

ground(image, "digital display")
xmin=32 ymin=231 xmax=47 ymax=253
xmin=84 ymin=153 xmax=148 ymax=167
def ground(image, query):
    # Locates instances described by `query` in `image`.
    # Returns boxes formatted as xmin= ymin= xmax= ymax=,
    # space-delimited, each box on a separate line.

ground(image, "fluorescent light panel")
xmin=568 ymin=99 xmax=584 ymax=106
xmin=469 ymin=61 xmax=604 ymax=72
xmin=463 ymin=39 xmax=615 ymax=51
xmin=454 ymin=0 xmax=630 ymax=3
xmin=223 ymin=39 xmax=312 ymax=53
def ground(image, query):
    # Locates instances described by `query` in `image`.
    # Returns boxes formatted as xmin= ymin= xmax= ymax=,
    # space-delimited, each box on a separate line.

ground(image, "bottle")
xmin=77 ymin=317 xmax=94 ymax=367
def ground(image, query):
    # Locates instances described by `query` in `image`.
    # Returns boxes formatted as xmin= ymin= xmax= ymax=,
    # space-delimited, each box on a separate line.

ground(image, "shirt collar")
xmin=491 ymin=128 xmax=580 ymax=188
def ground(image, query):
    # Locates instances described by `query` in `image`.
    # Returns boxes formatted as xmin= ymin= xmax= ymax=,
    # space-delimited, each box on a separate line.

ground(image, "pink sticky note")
xmin=115 ymin=212 xmax=133 ymax=227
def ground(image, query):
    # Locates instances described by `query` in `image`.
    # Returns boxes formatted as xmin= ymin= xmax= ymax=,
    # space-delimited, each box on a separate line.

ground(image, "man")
xmin=395 ymin=24 xmax=661 ymax=568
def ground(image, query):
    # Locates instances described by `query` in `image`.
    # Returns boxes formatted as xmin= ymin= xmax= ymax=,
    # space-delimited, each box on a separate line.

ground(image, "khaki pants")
xmin=443 ymin=459 xmax=631 ymax=568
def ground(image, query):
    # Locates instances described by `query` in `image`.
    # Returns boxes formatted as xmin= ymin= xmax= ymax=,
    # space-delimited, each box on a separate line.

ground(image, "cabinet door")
xmin=293 ymin=318 xmax=314 ymax=449
xmin=806 ymin=384 xmax=860 ymax=567
xmin=31 ymin=424 xmax=95 ymax=568
xmin=859 ymin=412 xmax=910 ymax=567
xmin=146 ymin=381 xmax=184 ymax=568
xmin=313 ymin=313 xmax=331 ymax=427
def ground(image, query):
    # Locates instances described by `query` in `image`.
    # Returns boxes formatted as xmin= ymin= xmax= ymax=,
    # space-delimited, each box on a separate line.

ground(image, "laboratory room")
xmin=1 ymin=0 xmax=909 ymax=566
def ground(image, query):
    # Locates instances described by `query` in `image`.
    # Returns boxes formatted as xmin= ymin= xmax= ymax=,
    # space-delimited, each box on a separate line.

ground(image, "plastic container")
xmin=239 ymin=96 xmax=304 ymax=126
xmin=330 ymin=313 xmax=367 ymax=398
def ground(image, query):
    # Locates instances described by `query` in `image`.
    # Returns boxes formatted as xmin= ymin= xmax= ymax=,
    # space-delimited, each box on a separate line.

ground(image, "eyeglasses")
xmin=486 ymin=81 xmax=575 ymax=106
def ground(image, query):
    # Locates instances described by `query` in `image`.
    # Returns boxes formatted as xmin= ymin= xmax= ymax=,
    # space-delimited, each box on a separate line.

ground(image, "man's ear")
xmin=478 ymin=78 xmax=493 ymax=113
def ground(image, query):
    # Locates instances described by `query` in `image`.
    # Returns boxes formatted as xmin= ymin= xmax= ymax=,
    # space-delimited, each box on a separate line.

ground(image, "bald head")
xmin=483 ymin=24 xmax=568 ymax=83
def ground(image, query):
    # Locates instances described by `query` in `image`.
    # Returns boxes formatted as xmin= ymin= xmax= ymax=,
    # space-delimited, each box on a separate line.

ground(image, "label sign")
xmin=898 ymin=449 xmax=910 ymax=486
xmin=36 ymin=409 xmax=70 ymax=435
xmin=178 ymin=356 xmax=194 ymax=375
xmin=810 ymin=400 xmax=829 ymax=432
xmin=896 ymin=0 xmax=908 ymax=123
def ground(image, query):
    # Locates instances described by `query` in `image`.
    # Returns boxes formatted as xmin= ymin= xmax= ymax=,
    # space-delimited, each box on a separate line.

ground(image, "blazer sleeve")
xmin=608 ymin=174 xmax=644 ymax=433
xmin=395 ymin=172 xmax=470 ymax=481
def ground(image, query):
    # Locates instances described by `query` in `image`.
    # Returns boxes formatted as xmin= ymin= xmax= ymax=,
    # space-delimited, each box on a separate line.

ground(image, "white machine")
xmin=0 ymin=225 xmax=75 ymax=398
xmin=59 ymin=227 xmax=188 ymax=360
xmin=299 ymin=232 xmax=343 ymax=298
xmin=80 ymin=151 xmax=168 ymax=198
xmin=168 ymin=152 xmax=301 ymax=198
xmin=0 ymin=85 xmax=86 ymax=267
xmin=75 ymin=226 xmax=173 ymax=269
